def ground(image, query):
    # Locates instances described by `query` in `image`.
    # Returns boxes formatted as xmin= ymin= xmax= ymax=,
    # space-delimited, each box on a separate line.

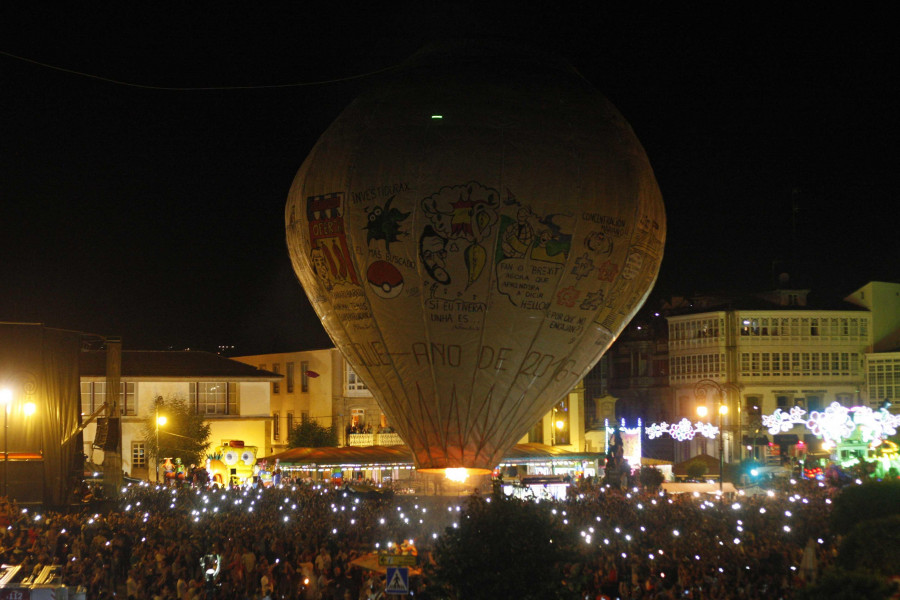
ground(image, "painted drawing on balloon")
xmin=418 ymin=181 xmax=500 ymax=292
xmin=306 ymin=192 xmax=360 ymax=288
xmin=364 ymin=195 xmax=410 ymax=251
xmin=494 ymin=195 xmax=574 ymax=309
xmin=366 ymin=260 xmax=404 ymax=299
xmin=593 ymin=210 xmax=664 ymax=333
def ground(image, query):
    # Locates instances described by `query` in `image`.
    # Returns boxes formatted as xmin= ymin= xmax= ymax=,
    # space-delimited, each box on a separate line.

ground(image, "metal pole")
xmin=155 ymin=404 xmax=159 ymax=483
xmin=3 ymin=405 xmax=7 ymax=498
xmin=718 ymin=403 xmax=724 ymax=493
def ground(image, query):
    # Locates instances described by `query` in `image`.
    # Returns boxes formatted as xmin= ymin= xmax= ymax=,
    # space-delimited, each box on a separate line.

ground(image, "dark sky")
xmin=2 ymin=5 xmax=897 ymax=353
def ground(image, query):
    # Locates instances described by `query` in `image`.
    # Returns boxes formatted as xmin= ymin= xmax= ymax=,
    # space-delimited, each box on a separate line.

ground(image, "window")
xmin=350 ymin=408 xmax=366 ymax=431
xmin=301 ymin=361 xmax=310 ymax=393
xmin=807 ymin=395 xmax=823 ymax=412
xmin=746 ymin=397 xmax=762 ymax=416
xmin=131 ymin=442 xmax=146 ymax=468
xmin=776 ymin=395 xmax=789 ymax=409
xmin=287 ymin=411 xmax=294 ymax=433
xmin=347 ymin=365 xmax=368 ymax=391
xmin=190 ymin=382 xmax=237 ymax=415
xmin=80 ymin=381 xmax=136 ymax=416
xmin=301 ymin=410 xmax=309 ymax=422
xmin=273 ymin=412 xmax=280 ymax=440
xmin=272 ymin=364 xmax=281 ymax=394
xmin=286 ymin=362 xmax=295 ymax=393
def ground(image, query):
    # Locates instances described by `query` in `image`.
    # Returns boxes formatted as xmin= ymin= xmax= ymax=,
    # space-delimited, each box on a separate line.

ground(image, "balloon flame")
xmin=445 ymin=468 xmax=469 ymax=483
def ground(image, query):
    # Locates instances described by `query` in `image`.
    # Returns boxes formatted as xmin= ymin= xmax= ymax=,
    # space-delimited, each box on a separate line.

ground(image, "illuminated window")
xmin=190 ymin=382 xmax=237 ymax=415
xmin=286 ymin=362 xmax=295 ymax=393
xmin=80 ymin=381 xmax=135 ymax=416
xmin=301 ymin=361 xmax=310 ymax=392
xmin=131 ymin=442 xmax=146 ymax=468
xmin=347 ymin=365 xmax=368 ymax=392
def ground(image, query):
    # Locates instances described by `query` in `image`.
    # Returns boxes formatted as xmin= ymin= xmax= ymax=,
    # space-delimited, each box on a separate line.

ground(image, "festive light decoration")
xmin=762 ymin=403 xmax=900 ymax=445
xmin=645 ymin=418 xmax=720 ymax=441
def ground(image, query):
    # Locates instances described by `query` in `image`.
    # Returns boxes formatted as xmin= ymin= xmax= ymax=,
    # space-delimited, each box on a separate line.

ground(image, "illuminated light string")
xmin=761 ymin=403 xmax=900 ymax=445
xmin=645 ymin=418 xmax=719 ymax=441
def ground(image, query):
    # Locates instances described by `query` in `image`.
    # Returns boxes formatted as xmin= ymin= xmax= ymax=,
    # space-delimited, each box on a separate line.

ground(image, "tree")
xmin=793 ymin=568 xmax=896 ymax=600
xmin=831 ymin=480 xmax=900 ymax=535
xmin=142 ymin=395 xmax=211 ymax=470
xmin=427 ymin=494 xmax=579 ymax=600
xmin=288 ymin=418 xmax=337 ymax=447
xmin=685 ymin=458 xmax=708 ymax=481
xmin=835 ymin=515 xmax=900 ymax=576
xmin=639 ymin=465 xmax=664 ymax=490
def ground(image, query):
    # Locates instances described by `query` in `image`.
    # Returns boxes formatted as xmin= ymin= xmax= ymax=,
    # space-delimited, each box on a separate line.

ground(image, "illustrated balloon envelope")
xmin=286 ymin=42 xmax=665 ymax=473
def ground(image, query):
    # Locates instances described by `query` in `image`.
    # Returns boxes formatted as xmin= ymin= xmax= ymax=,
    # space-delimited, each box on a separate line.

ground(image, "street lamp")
xmin=155 ymin=408 xmax=167 ymax=483
xmin=695 ymin=379 xmax=737 ymax=494
xmin=1 ymin=388 xmax=10 ymax=498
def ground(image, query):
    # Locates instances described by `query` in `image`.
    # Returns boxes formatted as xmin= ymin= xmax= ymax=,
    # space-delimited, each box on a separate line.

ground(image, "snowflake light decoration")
xmin=644 ymin=418 xmax=719 ymax=442
xmin=762 ymin=406 xmax=807 ymax=435
xmin=762 ymin=403 xmax=900 ymax=446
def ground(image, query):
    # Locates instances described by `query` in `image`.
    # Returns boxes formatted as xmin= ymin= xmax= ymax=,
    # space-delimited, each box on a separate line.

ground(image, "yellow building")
xmin=79 ymin=350 xmax=280 ymax=481
xmin=234 ymin=349 xmax=587 ymax=460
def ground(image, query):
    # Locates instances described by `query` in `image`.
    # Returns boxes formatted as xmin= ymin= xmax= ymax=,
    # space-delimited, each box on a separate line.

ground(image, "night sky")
xmin=2 ymin=5 xmax=897 ymax=354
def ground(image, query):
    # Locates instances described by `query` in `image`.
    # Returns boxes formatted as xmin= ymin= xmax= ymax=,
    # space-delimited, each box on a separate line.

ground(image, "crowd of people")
xmin=0 ymin=474 xmax=844 ymax=600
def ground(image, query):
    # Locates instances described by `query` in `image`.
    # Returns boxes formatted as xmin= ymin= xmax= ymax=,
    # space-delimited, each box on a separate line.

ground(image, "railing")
xmin=347 ymin=432 xmax=404 ymax=447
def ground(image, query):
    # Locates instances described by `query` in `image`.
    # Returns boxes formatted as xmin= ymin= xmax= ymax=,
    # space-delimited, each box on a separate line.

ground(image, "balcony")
xmin=348 ymin=432 xmax=405 ymax=447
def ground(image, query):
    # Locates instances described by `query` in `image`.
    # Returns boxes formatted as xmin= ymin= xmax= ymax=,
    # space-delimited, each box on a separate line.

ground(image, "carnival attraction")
xmin=206 ymin=440 xmax=259 ymax=487
xmin=285 ymin=41 xmax=666 ymax=478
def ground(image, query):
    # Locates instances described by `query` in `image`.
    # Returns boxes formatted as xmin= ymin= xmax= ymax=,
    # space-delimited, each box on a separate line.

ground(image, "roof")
xmin=79 ymin=350 xmax=281 ymax=380
xmin=261 ymin=443 xmax=604 ymax=468
xmin=673 ymin=453 xmax=721 ymax=477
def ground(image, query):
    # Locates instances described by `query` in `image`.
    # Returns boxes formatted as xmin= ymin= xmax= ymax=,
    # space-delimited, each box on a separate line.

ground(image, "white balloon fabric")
xmin=286 ymin=42 xmax=665 ymax=472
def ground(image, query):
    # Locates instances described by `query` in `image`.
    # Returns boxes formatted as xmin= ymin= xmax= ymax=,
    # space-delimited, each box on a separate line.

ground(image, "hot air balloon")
xmin=286 ymin=41 xmax=665 ymax=476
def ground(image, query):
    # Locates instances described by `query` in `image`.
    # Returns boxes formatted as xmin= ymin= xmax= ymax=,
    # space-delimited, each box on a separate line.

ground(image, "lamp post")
xmin=155 ymin=407 xmax=167 ymax=483
xmin=695 ymin=379 xmax=737 ymax=494
xmin=1 ymin=388 xmax=10 ymax=498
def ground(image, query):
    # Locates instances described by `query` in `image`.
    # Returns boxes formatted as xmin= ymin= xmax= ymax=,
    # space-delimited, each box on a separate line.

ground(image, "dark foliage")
xmin=835 ymin=515 xmax=900 ymax=576
xmin=141 ymin=395 xmax=211 ymax=468
xmin=427 ymin=494 xmax=579 ymax=600
xmin=288 ymin=418 xmax=338 ymax=447
xmin=794 ymin=568 xmax=897 ymax=600
xmin=830 ymin=480 xmax=900 ymax=535
xmin=639 ymin=465 xmax=664 ymax=490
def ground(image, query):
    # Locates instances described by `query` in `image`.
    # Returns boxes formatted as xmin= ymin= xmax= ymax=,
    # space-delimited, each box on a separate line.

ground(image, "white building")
xmin=667 ymin=286 xmax=877 ymax=463
xmin=79 ymin=350 xmax=280 ymax=480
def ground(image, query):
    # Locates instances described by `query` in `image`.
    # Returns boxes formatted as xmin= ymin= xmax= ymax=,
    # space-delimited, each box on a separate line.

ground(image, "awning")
xmin=742 ymin=435 xmax=770 ymax=445
xmin=260 ymin=443 xmax=604 ymax=470
xmin=773 ymin=434 xmax=799 ymax=445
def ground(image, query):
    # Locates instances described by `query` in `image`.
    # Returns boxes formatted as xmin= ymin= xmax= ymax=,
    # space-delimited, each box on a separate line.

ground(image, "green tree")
xmin=831 ymin=480 xmax=900 ymax=535
xmin=685 ymin=458 xmax=708 ymax=481
xmin=794 ymin=568 xmax=896 ymax=600
xmin=142 ymin=395 xmax=211 ymax=470
xmin=427 ymin=494 xmax=579 ymax=600
xmin=288 ymin=418 xmax=337 ymax=447
xmin=835 ymin=515 xmax=900 ymax=576
xmin=639 ymin=465 xmax=664 ymax=490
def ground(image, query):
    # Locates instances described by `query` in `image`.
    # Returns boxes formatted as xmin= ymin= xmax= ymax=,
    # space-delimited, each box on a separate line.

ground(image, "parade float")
xmin=206 ymin=440 xmax=260 ymax=487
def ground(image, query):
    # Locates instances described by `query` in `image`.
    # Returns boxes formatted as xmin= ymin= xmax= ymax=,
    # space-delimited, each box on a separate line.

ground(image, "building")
xmin=665 ymin=283 xmax=900 ymax=464
xmin=234 ymin=349 xmax=589 ymax=462
xmin=79 ymin=350 xmax=280 ymax=480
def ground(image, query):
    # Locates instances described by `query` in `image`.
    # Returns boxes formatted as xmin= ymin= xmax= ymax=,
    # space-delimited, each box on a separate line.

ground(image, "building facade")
xmin=666 ymin=286 xmax=886 ymax=463
xmin=234 ymin=349 xmax=588 ymax=458
xmin=79 ymin=351 xmax=279 ymax=480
